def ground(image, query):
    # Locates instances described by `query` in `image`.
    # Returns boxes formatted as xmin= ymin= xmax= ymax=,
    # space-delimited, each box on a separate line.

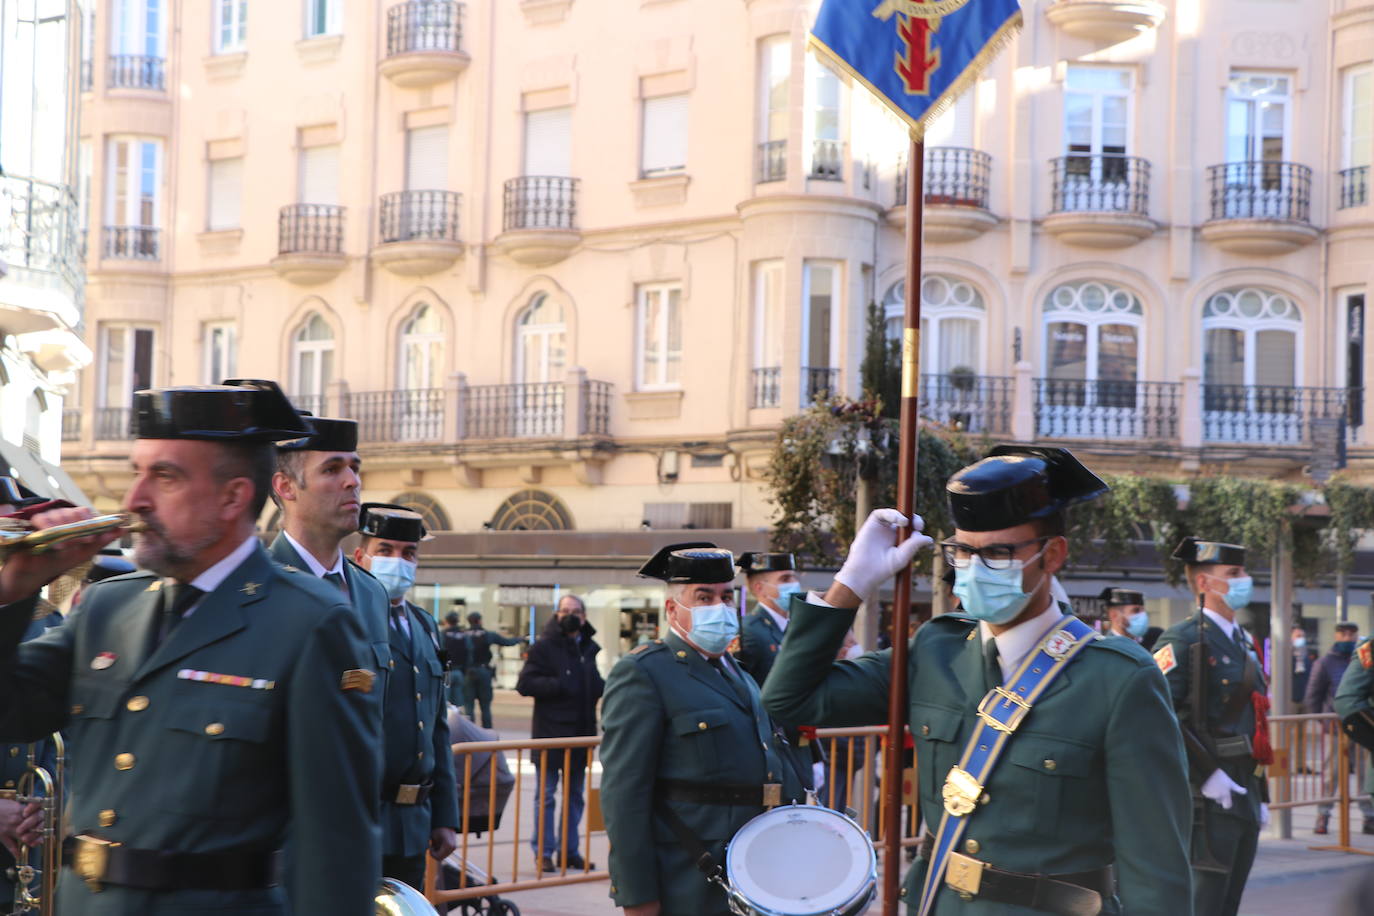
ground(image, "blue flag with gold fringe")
xmin=811 ymin=0 xmax=1021 ymax=135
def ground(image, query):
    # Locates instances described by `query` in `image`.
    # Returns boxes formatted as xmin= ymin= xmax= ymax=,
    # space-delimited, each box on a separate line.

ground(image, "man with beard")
xmin=516 ymin=593 xmax=603 ymax=872
xmin=1100 ymin=587 xmax=1162 ymax=651
xmin=351 ymin=503 xmax=458 ymax=889
xmin=0 ymin=380 xmax=380 ymax=915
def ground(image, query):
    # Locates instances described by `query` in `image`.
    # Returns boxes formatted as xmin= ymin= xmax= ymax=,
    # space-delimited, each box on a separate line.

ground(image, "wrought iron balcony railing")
xmin=1340 ymin=166 xmax=1369 ymax=210
xmin=1202 ymin=384 xmax=1350 ymax=445
xmin=278 ymin=204 xmax=344 ymax=255
xmin=1035 ymin=378 xmax=1181 ymax=440
xmin=291 ymin=394 xmax=327 ymax=417
xmin=80 ymin=59 xmax=92 ymax=92
xmin=757 ymin=140 xmax=786 ymax=183
xmin=920 ymin=373 xmax=1013 ymax=435
xmin=386 ymin=0 xmax=462 ymax=55
xmin=1207 ymin=161 xmax=1312 ymax=223
xmin=1 ymin=174 xmax=83 ymax=296
xmin=1050 ymin=153 xmax=1150 ymax=215
xmin=896 ymin=148 xmax=993 ymax=209
xmin=801 ymin=367 xmax=839 ymax=404
xmin=751 ymin=367 xmax=781 ymax=408
xmin=463 ymin=380 xmax=611 ymax=439
xmin=107 ymin=54 xmax=165 ymax=90
xmin=103 ymin=225 xmax=159 ymax=260
xmin=348 ymin=388 xmax=445 ymax=442
xmin=95 ymin=407 xmax=133 ymax=440
xmin=502 ymin=177 xmax=578 ymax=232
xmin=809 ymin=139 xmax=844 ymax=181
xmin=62 ymin=409 xmax=81 ymax=442
xmin=379 ymin=190 xmax=461 ymax=243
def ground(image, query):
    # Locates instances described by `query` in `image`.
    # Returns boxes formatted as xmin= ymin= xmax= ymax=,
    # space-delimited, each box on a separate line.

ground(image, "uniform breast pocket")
xmin=1002 ymin=736 xmax=1096 ymax=836
xmin=159 ymin=702 xmax=275 ymax=818
xmin=911 ymin=704 xmax=964 ymax=810
xmin=424 ymin=655 xmax=445 ymax=702
xmin=670 ymin=707 xmax=734 ymax=773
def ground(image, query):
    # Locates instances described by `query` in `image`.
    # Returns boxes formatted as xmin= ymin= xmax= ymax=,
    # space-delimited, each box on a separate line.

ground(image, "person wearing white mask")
xmin=353 ymin=502 xmax=459 ymax=891
xmin=1101 ymin=587 xmax=1162 ymax=651
xmin=735 ymin=551 xmax=803 ymax=683
xmin=601 ymin=543 xmax=809 ymax=916
xmin=1153 ymin=537 xmax=1270 ymax=916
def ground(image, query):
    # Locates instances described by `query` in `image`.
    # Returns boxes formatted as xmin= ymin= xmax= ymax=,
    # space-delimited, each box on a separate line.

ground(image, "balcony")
xmin=751 ymin=367 xmax=781 ymax=409
xmin=372 ymin=190 xmax=463 ymax=276
xmin=80 ymin=60 xmax=92 ymax=92
xmin=271 ymin=204 xmax=346 ymax=285
xmin=380 ymin=0 xmax=469 ymax=88
xmin=809 ymin=139 xmax=844 ymax=181
xmin=494 ymin=177 xmax=580 ymax=266
xmin=95 ymin=407 xmax=132 ymax=440
xmin=107 ymin=54 xmax=165 ymax=91
xmin=1045 ymin=0 xmax=1166 ymax=43
xmin=1 ymin=175 xmax=84 ymax=329
xmin=1340 ymin=167 xmax=1369 ymax=210
xmin=801 ymin=366 xmax=839 ymax=405
xmin=891 ymin=148 xmax=997 ymax=241
xmin=102 ymin=226 xmax=159 ymax=261
xmin=463 ymin=379 xmax=611 ymax=440
xmin=1044 ymin=154 xmax=1153 ymax=248
xmin=920 ymin=373 xmax=1013 ymax=435
xmin=757 ymin=141 xmax=786 ymax=183
xmin=1201 ymin=161 xmax=1318 ymax=255
xmin=1035 ymin=379 xmax=1180 ymax=441
xmin=1203 ymin=384 xmax=1350 ymax=446
xmin=62 ymin=409 xmax=81 ymax=442
xmin=348 ymin=388 xmax=445 ymax=442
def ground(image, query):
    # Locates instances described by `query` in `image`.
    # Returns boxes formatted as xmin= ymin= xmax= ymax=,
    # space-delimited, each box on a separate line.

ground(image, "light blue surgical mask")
xmin=675 ymin=600 xmax=739 ymax=655
xmin=952 ymin=546 xmax=1047 ymax=626
xmin=1126 ymin=610 xmax=1150 ymax=639
xmin=774 ymin=582 xmax=803 ymax=608
xmin=1221 ymin=576 xmax=1253 ymax=612
xmin=370 ymin=556 xmax=417 ymax=601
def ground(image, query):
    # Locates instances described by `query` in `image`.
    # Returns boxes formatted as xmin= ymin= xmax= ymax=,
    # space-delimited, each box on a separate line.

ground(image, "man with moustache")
xmin=0 ymin=380 xmax=380 ymax=915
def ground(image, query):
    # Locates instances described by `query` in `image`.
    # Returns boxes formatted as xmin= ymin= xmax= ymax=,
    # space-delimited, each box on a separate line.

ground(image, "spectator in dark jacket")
xmin=515 ymin=594 xmax=605 ymax=872
xmin=1305 ymin=622 xmax=1374 ymax=834
xmin=441 ymin=611 xmax=469 ymax=708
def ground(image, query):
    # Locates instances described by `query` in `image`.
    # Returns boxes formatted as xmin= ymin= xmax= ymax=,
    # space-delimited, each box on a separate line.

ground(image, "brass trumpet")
xmin=7 ymin=733 xmax=64 ymax=915
xmin=0 ymin=514 xmax=149 ymax=558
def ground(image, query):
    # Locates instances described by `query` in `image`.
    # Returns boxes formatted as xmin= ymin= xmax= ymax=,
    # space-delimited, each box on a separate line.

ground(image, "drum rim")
xmin=724 ymin=804 xmax=877 ymax=915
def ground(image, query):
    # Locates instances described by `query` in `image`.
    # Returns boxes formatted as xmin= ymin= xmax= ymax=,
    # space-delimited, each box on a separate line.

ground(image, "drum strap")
xmin=653 ymin=797 xmax=723 ymax=882
xmin=917 ymin=616 xmax=1098 ymax=916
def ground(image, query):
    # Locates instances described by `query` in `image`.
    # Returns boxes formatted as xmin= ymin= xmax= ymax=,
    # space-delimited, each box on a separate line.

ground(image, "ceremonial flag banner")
xmin=811 ymin=0 xmax=1022 ymax=135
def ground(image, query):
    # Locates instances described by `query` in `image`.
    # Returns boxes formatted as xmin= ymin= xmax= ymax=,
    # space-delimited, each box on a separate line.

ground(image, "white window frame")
xmin=206 ymin=157 xmax=243 ymax=231
xmin=1063 ymin=66 xmax=1133 ymax=158
xmin=203 ymin=321 xmax=237 ymax=384
xmin=304 ymin=0 xmax=341 ymax=39
xmin=640 ymin=94 xmax=689 ymax=178
xmin=1226 ymin=71 xmax=1292 ymax=164
xmin=1040 ymin=281 xmax=1145 ymax=385
xmin=111 ymin=0 xmax=164 ymax=56
xmin=97 ymin=324 xmax=156 ymax=408
xmin=398 ymin=304 xmax=446 ymax=390
xmin=105 ymin=136 xmax=162 ymax=229
xmin=801 ymin=260 xmax=842 ymax=372
xmin=1342 ymin=66 xmax=1373 ymax=171
xmin=636 ymin=283 xmax=683 ymax=391
xmin=1336 ymin=288 xmax=1365 ymax=390
xmin=514 ymin=295 xmax=567 ymax=386
xmin=213 ymin=0 xmax=247 ymax=53
xmin=290 ymin=313 xmax=336 ymax=400
xmin=884 ymin=277 xmax=988 ymax=376
xmin=1201 ymin=288 xmax=1303 ymax=388
xmin=757 ymin=34 xmax=790 ymax=145
xmin=753 ymin=260 xmax=784 ymax=370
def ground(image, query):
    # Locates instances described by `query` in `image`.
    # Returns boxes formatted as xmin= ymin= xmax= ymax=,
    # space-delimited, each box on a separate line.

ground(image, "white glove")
xmin=1259 ymin=802 xmax=1270 ymax=827
xmin=834 ymin=510 xmax=933 ymax=602
xmin=1200 ymin=768 xmax=1248 ymax=810
xmin=812 ymin=762 xmax=826 ymax=794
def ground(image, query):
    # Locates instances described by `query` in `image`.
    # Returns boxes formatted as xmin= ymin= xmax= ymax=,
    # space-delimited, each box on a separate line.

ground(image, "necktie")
xmin=390 ymin=606 xmax=407 ymax=634
xmin=983 ymin=639 xmax=1002 ymax=692
xmin=709 ymin=656 xmax=751 ymax=707
xmin=323 ymin=571 xmax=346 ymax=595
xmin=157 ymin=583 xmax=204 ymax=646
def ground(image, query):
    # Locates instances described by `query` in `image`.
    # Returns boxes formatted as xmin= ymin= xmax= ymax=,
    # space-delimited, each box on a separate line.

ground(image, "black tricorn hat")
xmin=358 ymin=502 xmax=432 ymax=542
xmin=638 ymin=542 xmax=737 ymax=584
xmin=86 ymin=547 xmax=136 ymax=583
xmin=1172 ymin=537 xmax=1246 ymax=567
xmin=946 ymin=445 xmax=1108 ymax=532
xmin=737 ymin=551 xmax=796 ymax=575
xmin=276 ymin=411 xmax=358 ymax=453
xmin=1099 ymin=587 xmax=1145 ymax=607
xmin=0 ymin=477 xmax=43 ymax=511
xmin=133 ymin=379 xmax=314 ymax=442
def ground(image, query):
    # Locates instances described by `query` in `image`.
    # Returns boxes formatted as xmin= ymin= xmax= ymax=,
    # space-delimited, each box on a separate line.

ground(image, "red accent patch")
xmin=1359 ymin=640 xmax=1374 ymax=670
xmin=1153 ymin=643 xmax=1177 ymax=675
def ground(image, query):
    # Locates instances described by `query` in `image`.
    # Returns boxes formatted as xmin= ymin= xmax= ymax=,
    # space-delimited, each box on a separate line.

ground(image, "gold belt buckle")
xmin=395 ymin=784 xmax=421 ymax=805
xmin=762 ymin=783 xmax=782 ymax=807
xmin=945 ymin=851 xmax=985 ymax=897
xmin=73 ymin=834 xmax=120 ymax=893
xmin=941 ymin=766 xmax=984 ymax=817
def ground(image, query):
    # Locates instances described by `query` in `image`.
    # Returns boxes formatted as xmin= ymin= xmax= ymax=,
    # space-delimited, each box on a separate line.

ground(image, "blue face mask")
xmin=952 ymin=547 xmax=1046 ymax=626
xmin=1220 ymin=576 xmax=1253 ymax=611
xmin=675 ymin=601 xmax=739 ymax=655
xmin=1126 ymin=610 xmax=1150 ymax=639
xmin=370 ymin=556 xmax=417 ymax=602
xmin=774 ymin=582 xmax=803 ymax=608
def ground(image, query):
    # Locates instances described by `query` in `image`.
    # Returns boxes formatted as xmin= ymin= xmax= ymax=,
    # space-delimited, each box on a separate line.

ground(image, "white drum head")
xmin=726 ymin=805 xmax=876 ymax=916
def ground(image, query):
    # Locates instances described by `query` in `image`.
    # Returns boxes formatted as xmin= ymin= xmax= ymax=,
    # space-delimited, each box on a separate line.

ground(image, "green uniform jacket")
xmin=736 ymin=606 xmax=785 ymax=684
xmin=1334 ymin=637 xmax=1374 ymax=793
xmin=1152 ymin=614 xmax=1267 ymax=825
xmin=600 ymin=631 xmax=808 ymax=915
xmin=0 ymin=543 xmax=381 ymax=916
xmin=762 ymin=598 xmax=1193 ymax=914
xmin=382 ymin=601 xmax=460 ymax=856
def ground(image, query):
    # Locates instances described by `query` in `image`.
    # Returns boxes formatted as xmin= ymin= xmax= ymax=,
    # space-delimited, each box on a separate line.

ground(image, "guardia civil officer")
xmin=463 ymin=611 xmax=522 ymax=729
xmin=600 ymin=544 xmax=809 ymax=916
xmin=735 ymin=552 xmax=802 ymax=683
xmin=1332 ymin=630 xmax=1374 ymax=835
xmin=1152 ymin=537 xmax=1269 ymax=916
xmin=1100 ymin=587 xmax=1161 ymax=651
xmin=352 ymin=504 xmax=459 ymax=889
xmin=0 ymin=380 xmax=381 ymax=915
xmin=763 ymin=446 xmax=1193 ymax=914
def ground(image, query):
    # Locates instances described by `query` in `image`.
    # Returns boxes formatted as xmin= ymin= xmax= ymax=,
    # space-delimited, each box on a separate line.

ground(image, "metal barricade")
xmin=1269 ymin=712 xmax=1374 ymax=854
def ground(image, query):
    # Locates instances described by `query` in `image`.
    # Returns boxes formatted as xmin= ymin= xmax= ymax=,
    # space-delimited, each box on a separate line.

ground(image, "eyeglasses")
xmin=939 ymin=537 xmax=1050 ymax=570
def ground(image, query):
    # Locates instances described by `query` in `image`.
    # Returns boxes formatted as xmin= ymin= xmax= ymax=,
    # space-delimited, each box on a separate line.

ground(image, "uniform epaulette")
xmin=1088 ymin=634 xmax=1153 ymax=663
xmin=628 ymin=639 xmax=666 ymax=657
xmin=926 ymin=612 xmax=976 ymax=629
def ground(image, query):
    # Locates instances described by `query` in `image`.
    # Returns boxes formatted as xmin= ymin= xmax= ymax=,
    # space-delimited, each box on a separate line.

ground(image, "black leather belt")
xmin=917 ymin=834 xmax=1111 ymax=916
xmin=61 ymin=835 xmax=281 ymax=892
xmin=657 ymin=778 xmax=786 ymax=808
xmin=384 ymin=779 xmax=433 ymax=805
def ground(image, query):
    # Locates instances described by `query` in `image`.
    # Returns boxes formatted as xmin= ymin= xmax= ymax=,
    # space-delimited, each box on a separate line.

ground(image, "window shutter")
xmin=925 ymin=90 xmax=974 ymax=149
xmin=641 ymin=94 xmax=689 ymax=176
xmin=406 ymin=126 xmax=449 ymax=190
xmin=523 ymin=108 xmax=572 ymax=176
xmin=300 ymin=145 xmax=340 ymax=205
xmin=207 ymin=158 xmax=242 ymax=230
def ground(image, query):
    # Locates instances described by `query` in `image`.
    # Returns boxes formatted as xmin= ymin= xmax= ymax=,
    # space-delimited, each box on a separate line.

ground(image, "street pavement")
xmin=447 ymin=691 xmax=1374 ymax=914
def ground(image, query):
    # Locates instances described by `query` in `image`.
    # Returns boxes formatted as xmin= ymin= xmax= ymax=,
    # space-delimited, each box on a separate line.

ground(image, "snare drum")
xmin=723 ymin=804 xmax=876 ymax=916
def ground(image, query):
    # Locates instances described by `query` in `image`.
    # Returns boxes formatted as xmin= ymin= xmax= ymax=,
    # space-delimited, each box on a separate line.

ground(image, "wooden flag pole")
xmin=881 ymin=134 xmax=924 ymax=914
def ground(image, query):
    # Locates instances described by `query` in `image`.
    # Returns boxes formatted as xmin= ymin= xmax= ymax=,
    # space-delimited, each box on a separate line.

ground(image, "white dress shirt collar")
xmin=282 ymin=529 xmax=344 ymax=579
xmin=763 ymin=604 xmax=789 ymax=633
xmin=178 ymin=534 xmax=260 ymax=618
xmin=1202 ymin=607 xmax=1239 ymax=642
xmin=979 ymin=601 xmax=1066 ymax=680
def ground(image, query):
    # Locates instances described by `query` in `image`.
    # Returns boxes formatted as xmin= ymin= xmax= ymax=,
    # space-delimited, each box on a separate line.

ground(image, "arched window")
xmin=1043 ymin=280 xmax=1142 ymax=395
xmin=291 ymin=312 xmax=335 ymax=414
xmin=391 ymin=491 xmax=451 ymax=533
xmin=490 ymin=489 xmax=574 ymax=531
xmin=883 ymin=275 xmax=985 ymax=376
xmin=1202 ymin=287 xmax=1303 ymax=441
xmin=398 ymin=303 xmax=444 ymax=391
xmin=515 ymin=294 xmax=566 ymax=385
